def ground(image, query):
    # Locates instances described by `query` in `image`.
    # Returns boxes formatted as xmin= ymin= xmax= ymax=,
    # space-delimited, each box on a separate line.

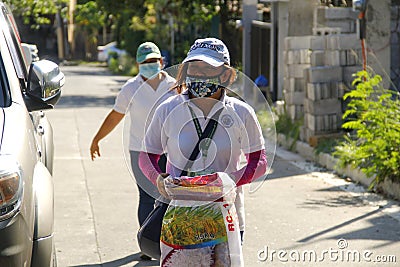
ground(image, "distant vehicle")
xmin=21 ymin=43 xmax=39 ymax=66
xmin=97 ymin=41 xmax=127 ymax=64
xmin=0 ymin=1 xmax=65 ymax=266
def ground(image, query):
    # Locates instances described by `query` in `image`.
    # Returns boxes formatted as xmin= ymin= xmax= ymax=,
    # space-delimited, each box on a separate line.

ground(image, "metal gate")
xmin=251 ymin=21 xmax=277 ymax=102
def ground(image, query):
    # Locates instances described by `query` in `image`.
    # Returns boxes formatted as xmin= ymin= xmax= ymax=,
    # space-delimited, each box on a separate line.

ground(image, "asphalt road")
xmin=47 ymin=64 xmax=400 ymax=267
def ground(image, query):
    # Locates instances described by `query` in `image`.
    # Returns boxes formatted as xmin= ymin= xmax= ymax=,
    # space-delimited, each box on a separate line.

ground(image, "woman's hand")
xmin=156 ymin=173 xmax=171 ymax=199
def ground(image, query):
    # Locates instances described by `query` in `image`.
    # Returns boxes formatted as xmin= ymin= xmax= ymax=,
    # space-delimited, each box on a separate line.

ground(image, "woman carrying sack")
xmin=139 ymin=38 xmax=267 ymax=266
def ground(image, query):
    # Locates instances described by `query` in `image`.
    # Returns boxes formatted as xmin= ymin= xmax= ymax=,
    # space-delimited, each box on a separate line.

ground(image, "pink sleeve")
xmin=231 ymin=149 xmax=267 ymax=187
xmin=138 ymin=152 xmax=162 ymax=186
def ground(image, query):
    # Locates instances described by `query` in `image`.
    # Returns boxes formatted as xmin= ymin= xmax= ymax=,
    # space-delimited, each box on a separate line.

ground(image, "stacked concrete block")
xmin=325 ymin=49 xmax=362 ymax=67
xmin=313 ymin=27 xmax=341 ymax=36
xmin=305 ymin=65 xmax=342 ymax=83
xmin=313 ymin=7 xmax=358 ymax=35
xmin=302 ymin=66 xmax=344 ymax=142
xmin=305 ymin=113 xmax=342 ymax=132
xmin=282 ymin=6 xmax=362 ymax=144
xmin=306 ymin=82 xmax=344 ymax=101
xmin=324 ymin=34 xmax=363 ymax=92
xmin=300 ymin=8 xmax=361 ymax=144
xmin=284 ymin=35 xmax=326 ymax=51
xmin=313 ymin=7 xmax=363 ymax=87
xmin=283 ymin=36 xmax=327 ymax=121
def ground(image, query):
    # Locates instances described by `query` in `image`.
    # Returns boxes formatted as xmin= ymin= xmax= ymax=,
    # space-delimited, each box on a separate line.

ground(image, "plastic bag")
xmin=164 ymin=173 xmax=225 ymax=201
xmin=160 ymin=173 xmax=243 ymax=267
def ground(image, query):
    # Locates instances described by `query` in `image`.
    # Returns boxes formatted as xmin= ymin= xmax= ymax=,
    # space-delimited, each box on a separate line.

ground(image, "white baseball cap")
xmin=182 ymin=38 xmax=230 ymax=67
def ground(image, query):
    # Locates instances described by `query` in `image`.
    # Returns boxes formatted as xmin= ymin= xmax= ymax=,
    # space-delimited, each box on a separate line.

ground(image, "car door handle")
xmin=37 ymin=125 xmax=45 ymax=136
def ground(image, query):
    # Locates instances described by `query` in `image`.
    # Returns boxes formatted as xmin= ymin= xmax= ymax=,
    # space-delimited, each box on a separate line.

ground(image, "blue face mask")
xmin=185 ymin=75 xmax=221 ymax=98
xmin=139 ymin=62 xmax=161 ymax=79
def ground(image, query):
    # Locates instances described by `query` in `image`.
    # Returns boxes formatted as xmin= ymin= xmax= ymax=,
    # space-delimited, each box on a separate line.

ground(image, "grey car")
xmin=0 ymin=2 xmax=64 ymax=266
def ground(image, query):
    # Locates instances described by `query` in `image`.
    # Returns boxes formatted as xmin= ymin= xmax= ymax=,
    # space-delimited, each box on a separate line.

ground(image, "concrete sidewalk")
xmin=48 ymin=65 xmax=399 ymax=267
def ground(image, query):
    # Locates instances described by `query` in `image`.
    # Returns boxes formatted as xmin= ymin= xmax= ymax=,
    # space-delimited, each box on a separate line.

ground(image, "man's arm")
xmin=90 ymin=110 xmax=124 ymax=160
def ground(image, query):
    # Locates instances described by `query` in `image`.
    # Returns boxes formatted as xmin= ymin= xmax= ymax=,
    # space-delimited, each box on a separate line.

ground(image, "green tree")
xmin=4 ymin=0 xmax=68 ymax=28
xmin=148 ymin=0 xmax=242 ymax=65
xmin=94 ymin=0 xmax=242 ymax=65
xmin=140 ymin=0 xmax=233 ymax=64
xmin=96 ymin=0 xmax=146 ymax=56
xmin=74 ymin=1 xmax=105 ymax=60
xmin=217 ymin=0 xmax=242 ymax=66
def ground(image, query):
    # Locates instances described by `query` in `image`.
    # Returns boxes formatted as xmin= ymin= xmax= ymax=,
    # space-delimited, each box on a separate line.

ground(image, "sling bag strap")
xmin=180 ymin=106 xmax=223 ymax=176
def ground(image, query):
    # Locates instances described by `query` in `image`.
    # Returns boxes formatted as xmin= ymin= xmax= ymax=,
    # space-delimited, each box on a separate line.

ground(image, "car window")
xmin=0 ymin=5 xmax=28 ymax=83
xmin=0 ymin=56 xmax=12 ymax=107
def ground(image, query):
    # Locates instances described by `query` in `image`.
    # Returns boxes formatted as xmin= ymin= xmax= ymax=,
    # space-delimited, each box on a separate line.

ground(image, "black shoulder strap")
xmin=180 ymin=108 xmax=223 ymax=176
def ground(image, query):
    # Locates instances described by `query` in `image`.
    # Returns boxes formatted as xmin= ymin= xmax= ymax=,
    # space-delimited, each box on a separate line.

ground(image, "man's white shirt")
xmin=113 ymin=72 xmax=176 ymax=151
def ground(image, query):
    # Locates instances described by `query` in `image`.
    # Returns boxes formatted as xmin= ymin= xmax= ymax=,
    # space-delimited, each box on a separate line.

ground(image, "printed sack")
xmin=160 ymin=172 xmax=243 ymax=267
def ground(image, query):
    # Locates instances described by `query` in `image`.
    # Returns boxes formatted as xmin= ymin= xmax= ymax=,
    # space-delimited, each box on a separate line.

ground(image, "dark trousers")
xmin=130 ymin=151 xmax=166 ymax=226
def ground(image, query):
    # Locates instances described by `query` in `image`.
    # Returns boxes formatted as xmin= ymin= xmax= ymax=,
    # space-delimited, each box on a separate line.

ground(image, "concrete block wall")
xmin=283 ymin=36 xmax=315 ymax=120
xmin=303 ymin=65 xmax=344 ymax=141
xmin=391 ymin=6 xmax=400 ymax=89
xmin=306 ymin=81 xmax=344 ymax=101
xmin=283 ymin=6 xmax=362 ymax=144
xmin=325 ymin=34 xmax=363 ymax=90
xmin=283 ymin=35 xmax=335 ymax=121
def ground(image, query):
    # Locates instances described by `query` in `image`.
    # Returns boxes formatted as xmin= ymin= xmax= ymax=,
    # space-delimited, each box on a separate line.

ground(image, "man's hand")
xmin=89 ymin=110 xmax=125 ymax=161
xmin=90 ymin=140 xmax=100 ymax=161
xmin=156 ymin=173 xmax=171 ymax=199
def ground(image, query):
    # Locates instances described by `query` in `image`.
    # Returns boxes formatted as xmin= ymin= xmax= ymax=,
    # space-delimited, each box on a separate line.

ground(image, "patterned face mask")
xmin=185 ymin=75 xmax=221 ymax=98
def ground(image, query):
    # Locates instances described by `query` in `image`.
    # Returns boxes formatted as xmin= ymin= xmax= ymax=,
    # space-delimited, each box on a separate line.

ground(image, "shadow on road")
xmin=264 ymin=154 xmax=400 ymax=247
xmin=299 ymin=196 xmax=400 ymax=245
xmin=61 ymin=68 xmax=114 ymax=77
xmin=56 ymin=95 xmax=116 ymax=108
xmin=263 ymin=156 xmax=310 ymax=181
xmin=298 ymin=208 xmax=382 ymax=243
xmin=301 ymin=193 xmax=368 ymax=208
xmin=70 ymin=252 xmax=160 ymax=267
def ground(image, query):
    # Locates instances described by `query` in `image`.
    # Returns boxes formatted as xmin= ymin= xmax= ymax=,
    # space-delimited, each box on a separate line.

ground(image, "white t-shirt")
xmin=113 ymin=72 xmax=176 ymax=151
xmin=144 ymin=90 xmax=264 ymax=175
xmin=144 ymin=90 xmax=265 ymax=231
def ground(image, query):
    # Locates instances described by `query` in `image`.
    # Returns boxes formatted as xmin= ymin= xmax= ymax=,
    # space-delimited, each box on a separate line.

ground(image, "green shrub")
xmin=314 ymin=137 xmax=344 ymax=155
xmin=256 ymin=109 xmax=276 ymax=138
xmin=333 ymin=71 xmax=400 ymax=189
xmin=274 ymin=106 xmax=302 ymax=151
xmin=108 ymin=57 xmax=120 ymax=74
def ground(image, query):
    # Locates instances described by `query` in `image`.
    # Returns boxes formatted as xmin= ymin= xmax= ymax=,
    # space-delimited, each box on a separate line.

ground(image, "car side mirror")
xmin=24 ymin=60 xmax=65 ymax=111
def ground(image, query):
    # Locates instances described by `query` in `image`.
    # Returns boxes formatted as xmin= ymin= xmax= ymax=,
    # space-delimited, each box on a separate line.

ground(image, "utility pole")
xmin=68 ymin=0 xmax=77 ymax=58
xmin=242 ymin=0 xmax=257 ymax=78
xmin=242 ymin=0 xmax=258 ymax=101
xmin=169 ymin=14 xmax=174 ymax=64
xmin=56 ymin=8 xmax=65 ymax=61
